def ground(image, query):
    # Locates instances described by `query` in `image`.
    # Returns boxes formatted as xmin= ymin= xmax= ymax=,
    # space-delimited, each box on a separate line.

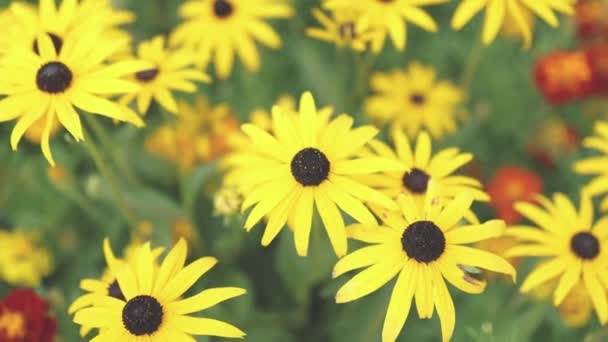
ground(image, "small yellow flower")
xmin=0 ymin=230 xmax=52 ymax=287
xmin=365 ymin=62 xmax=464 ymax=138
xmin=451 ymin=0 xmax=574 ymax=47
xmin=23 ymin=114 xmax=62 ymax=144
xmin=306 ymin=8 xmax=378 ymax=51
xmin=121 ymin=36 xmax=210 ymax=115
xmin=214 ymin=185 xmax=244 ymax=216
xmin=172 ymin=218 xmax=199 ymax=247
xmin=323 ymin=0 xmax=446 ymax=53
xmin=172 ymin=0 xmax=293 ymax=79
xmin=559 ymin=282 xmax=593 ymax=328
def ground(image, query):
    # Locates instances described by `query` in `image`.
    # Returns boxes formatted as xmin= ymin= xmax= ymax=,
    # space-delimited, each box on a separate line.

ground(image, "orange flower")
xmin=576 ymin=0 xmax=608 ymax=40
xmin=486 ymin=166 xmax=543 ymax=224
xmin=534 ymin=51 xmax=594 ymax=104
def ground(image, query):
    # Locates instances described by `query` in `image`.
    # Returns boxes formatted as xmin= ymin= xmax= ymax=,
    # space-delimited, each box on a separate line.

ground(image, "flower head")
xmin=486 ymin=165 xmax=543 ymax=224
xmin=223 ymin=92 xmax=401 ymax=256
xmin=365 ymin=62 xmax=464 ymax=138
xmin=0 ymin=230 xmax=52 ymax=287
xmin=334 ymin=188 xmax=515 ymax=342
xmin=506 ymin=193 xmax=608 ymax=324
xmin=172 ymin=0 xmax=293 ymax=79
xmin=73 ymin=239 xmax=246 ymax=340
xmin=0 ymin=289 xmax=56 ymax=342
xmin=306 ymin=8 xmax=378 ymax=51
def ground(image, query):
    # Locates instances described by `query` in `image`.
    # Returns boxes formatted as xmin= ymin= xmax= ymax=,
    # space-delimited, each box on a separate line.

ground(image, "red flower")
xmin=0 ymin=289 xmax=56 ymax=342
xmin=576 ymin=0 xmax=608 ymax=40
xmin=486 ymin=166 xmax=543 ymax=224
xmin=534 ymin=51 xmax=595 ymax=104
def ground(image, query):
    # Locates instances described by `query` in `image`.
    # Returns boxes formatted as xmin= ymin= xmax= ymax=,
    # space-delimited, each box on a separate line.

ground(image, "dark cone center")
xmin=122 ymin=295 xmax=163 ymax=336
xmin=213 ymin=0 xmax=234 ymax=18
xmin=135 ymin=68 xmax=159 ymax=82
xmin=33 ymin=32 xmax=63 ymax=55
xmin=291 ymin=147 xmax=330 ymax=186
xmin=108 ymin=280 xmax=125 ymax=301
xmin=410 ymin=93 xmax=426 ymax=105
xmin=571 ymin=232 xmax=600 ymax=260
xmin=401 ymin=220 xmax=445 ymax=263
xmin=36 ymin=62 xmax=73 ymax=93
xmin=402 ymin=168 xmax=430 ymax=193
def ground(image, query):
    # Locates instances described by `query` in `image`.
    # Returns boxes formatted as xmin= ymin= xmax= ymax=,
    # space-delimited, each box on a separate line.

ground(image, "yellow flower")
xmin=334 ymin=188 xmax=515 ymax=342
xmin=120 ymin=36 xmax=210 ymax=115
xmin=506 ymin=193 xmax=608 ymax=324
xmin=559 ymin=281 xmax=593 ymax=328
xmin=68 ymin=239 xmax=164 ymax=337
xmin=365 ymin=62 xmax=464 ymax=138
xmin=172 ymin=0 xmax=293 ymax=79
xmin=172 ymin=218 xmax=199 ymax=247
xmin=359 ymin=130 xmax=489 ymax=223
xmin=73 ymin=239 xmax=247 ymax=341
xmin=306 ymin=8 xmax=378 ymax=51
xmin=574 ymin=121 xmax=608 ymax=211
xmin=451 ymin=0 xmax=574 ymax=47
xmin=1 ymin=0 xmax=134 ymax=57
xmin=223 ymin=92 xmax=401 ymax=256
xmin=145 ymin=96 xmax=238 ymax=168
xmin=214 ymin=185 xmax=244 ymax=216
xmin=323 ymin=0 xmax=446 ymax=53
xmin=0 ymin=33 xmax=146 ymax=165
xmin=0 ymin=230 xmax=52 ymax=287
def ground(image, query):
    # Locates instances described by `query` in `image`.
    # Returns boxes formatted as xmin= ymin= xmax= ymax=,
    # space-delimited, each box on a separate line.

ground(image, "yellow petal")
xmin=382 ymin=262 xmax=416 ymax=342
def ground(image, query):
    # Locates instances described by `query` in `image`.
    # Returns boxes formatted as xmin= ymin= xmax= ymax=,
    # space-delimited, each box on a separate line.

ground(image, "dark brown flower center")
xmin=36 ymin=61 xmax=73 ymax=93
xmin=122 ymin=295 xmax=163 ymax=336
xmin=213 ymin=0 xmax=234 ymax=18
xmin=571 ymin=232 xmax=600 ymax=260
xmin=291 ymin=148 xmax=330 ymax=186
xmin=402 ymin=168 xmax=430 ymax=193
xmin=401 ymin=220 xmax=445 ymax=263
xmin=135 ymin=68 xmax=159 ymax=82
xmin=108 ymin=280 xmax=125 ymax=301
xmin=33 ymin=32 xmax=63 ymax=55
xmin=410 ymin=93 xmax=426 ymax=105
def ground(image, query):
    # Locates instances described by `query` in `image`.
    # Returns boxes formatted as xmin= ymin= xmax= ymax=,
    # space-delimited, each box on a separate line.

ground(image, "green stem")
xmin=82 ymin=127 xmax=139 ymax=231
xmin=177 ymin=164 xmax=193 ymax=221
xmin=459 ymin=39 xmax=485 ymax=100
xmin=82 ymin=115 xmax=139 ymax=187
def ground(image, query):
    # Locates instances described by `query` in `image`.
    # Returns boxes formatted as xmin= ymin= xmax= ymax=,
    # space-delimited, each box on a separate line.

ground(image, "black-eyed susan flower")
xmin=575 ymin=121 xmax=608 ymax=211
xmin=223 ymin=92 xmax=401 ymax=257
xmin=2 ymin=0 xmax=133 ymax=57
xmin=73 ymin=239 xmax=246 ymax=341
xmin=306 ymin=8 xmax=378 ymax=51
xmin=323 ymin=0 xmax=446 ymax=53
xmin=365 ymin=62 xmax=464 ymax=138
xmin=121 ymin=36 xmax=210 ymax=115
xmin=451 ymin=0 xmax=574 ymax=47
xmin=0 ymin=230 xmax=52 ymax=287
xmin=68 ymin=239 xmax=163 ymax=337
xmin=359 ymin=130 xmax=488 ymax=223
xmin=334 ymin=188 xmax=515 ymax=342
xmin=171 ymin=0 xmax=293 ymax=79
xmin=506 ymin=193 xmax=608 ymax=324
xmin=0 ymin=33 xmax=146 ymax=165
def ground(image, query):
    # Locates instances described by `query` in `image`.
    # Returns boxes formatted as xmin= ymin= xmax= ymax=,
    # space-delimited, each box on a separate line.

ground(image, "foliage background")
xmin=0 ymin=0 xmax=603 ymax=341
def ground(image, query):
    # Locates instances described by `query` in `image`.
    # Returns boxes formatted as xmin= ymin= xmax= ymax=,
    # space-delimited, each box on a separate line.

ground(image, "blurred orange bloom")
xmin=486 ymin=166 xmax=543 ymax=224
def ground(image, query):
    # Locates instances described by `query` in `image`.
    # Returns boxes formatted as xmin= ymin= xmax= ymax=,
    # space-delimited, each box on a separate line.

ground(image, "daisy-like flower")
xmin=121 ymin=36 xmax=210 ymax=115
xmin=306 ymin=8 xmax=378 ymax=51
xmin=451 ymin=0 xmax=574 ymax=47
xmin=575 ymin=121 xmax=608 ymax=211
xmin=73 ymin=239 xmax=246 ymax=341
xmin=334 ymin=188 xmax=515 ymax=342
xmin=0 ymin=33 xmax=146 ymax=165
xmin=322 ymin=0 xmax=446 ymax=53
xmin=223 ymin=92 xmax=401 ymax=257
xmin=359 ymin=130 xmax=488 ymax=223
xmin=365 ymin=62 xmax=464 ymax=138
xmin=171 ymin=0 xmax=293 ymax=79
xmin=68 ymin=239 xmax=163 ymax=337
xmin=506 ymin=192 xmax=608 ymax=324
xmin=2 ymin=0 xmax=134 ymax=57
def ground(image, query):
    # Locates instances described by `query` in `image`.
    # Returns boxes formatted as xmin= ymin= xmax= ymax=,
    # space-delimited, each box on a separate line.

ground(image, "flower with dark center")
xmin=122 ymin=295 xmax=163 ymax=336
xmin=402 ymin=168 xmax=430 ymax=193
xmin=36 ymin=62 xmax=73 ymax=94
xmin=571 ymin=232 xmax=600 ymax=260
xmin=108 ymin=280 xmax=125 ymax=301
xmin=401 ymin=220 xmax=445 ymax=263
xmin=410 ymin=93 xmax=426 ymax=105
xmin=291 ymin=147 xmax=330 ymax=186
xmin=33 ymin=33 xmax=63 ymax=55
xmin=135 ymin=68 xmax=160 ymax=83
xmin=213 ymin=0 xmax=234 ymax=18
